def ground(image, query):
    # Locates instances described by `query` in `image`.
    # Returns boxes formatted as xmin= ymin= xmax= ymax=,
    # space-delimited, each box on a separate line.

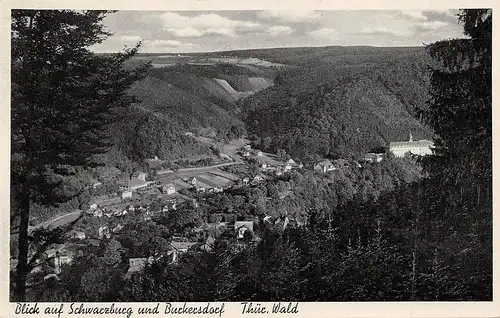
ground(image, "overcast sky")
xmin=91 ymin=10 xmax=464 ymax=53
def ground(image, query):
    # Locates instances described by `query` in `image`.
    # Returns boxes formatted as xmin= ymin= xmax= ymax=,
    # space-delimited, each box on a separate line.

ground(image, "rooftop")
xmin=235 ymin=221 xmax=254 ymax=231
xmin=389 ymin=140 xmax=434 ymax=147
xmin=170 ymin=241 xmax=197 ymax=251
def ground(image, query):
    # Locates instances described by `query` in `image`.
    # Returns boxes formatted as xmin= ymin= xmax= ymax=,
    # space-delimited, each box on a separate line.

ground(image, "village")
xmin=21 ymin=132 xmax=433 ymax=283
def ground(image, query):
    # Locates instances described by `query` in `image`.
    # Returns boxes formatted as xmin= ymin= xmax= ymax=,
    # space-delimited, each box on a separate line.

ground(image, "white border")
xmin=0 ymin=1 xmax=498 ymax=317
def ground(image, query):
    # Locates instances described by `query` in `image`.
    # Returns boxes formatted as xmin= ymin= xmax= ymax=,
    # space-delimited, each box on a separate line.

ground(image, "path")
xmin=29 ymin=210 xmax=82 ymax=232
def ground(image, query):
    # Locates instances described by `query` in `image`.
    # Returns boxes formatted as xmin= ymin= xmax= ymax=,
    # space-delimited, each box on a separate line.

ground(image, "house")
xmin=124 ymin=257 xmax=152 ymax=280
xmin=253 ymin=175 xmax=264 ymax=182
xmin=287 ymin=159 xmax=296 ymax=165
xmin=256 ymin=150 xmax=263 ymax=157
xmin=168 ymin=241 xmax=197 ymax=263
xmin=213 ymin=186 xmax=223 ymax=193
xmin=275 ymin=166 xmax=284 ymax=176
xmin=195 ymin=184 xmax=206 ymax=193
xmin=243 ymin=151 xmax=250 ymax=157
xmin=263 ymin=215 xmax=273 ymax=224
xmin=121 ymin=191 xmax=132 ymax=199
xmin=242 ymin=177 xmax=250 ymax=184
xmin=131 ymin=171 xmax=147 ymax=181
xmin=364 ymin=153 xmax=384 ymax=163
xmin=185 ymin=132 xmax=194 ymax=137
xmin=243 ymin=145 xmax=251 ymax=151
xmin=187 ymin=177 xmax=197 ymax=186
xmin=45 ymin=248 xmax=74 ymax=275
xmin=284 ymin=164 xmax=292 ymax=172
xmin=144 ymin=211 xmax=152 ymax=221
xmin=234 ymin=221 xmax=254 ymax=239
xmin=161 ymin=183 xmax=176 ymax=195
xmin=219 ymin=153 xmax=232 ymax=161
xmin=98 ymin=226 xmax=111 ymax=239
xmin=127 ymin=205 xmax=135 ymax=212
xmin=389 ymin=132 xmax=434 ymax=157
xmin=260 ymin=162 xmax=268 ymax=170
xmin=93 ymin=210 xmax=103 ymax=218
xmin=68 ymin=230 xmax=86 ymax=240
xmin=200 ymin=236 xmax=216 ymax=252
xmin=89 ymin=203 xmax=98 ymax=210
xmin=314 ymin=159 xmax=336 ymax=173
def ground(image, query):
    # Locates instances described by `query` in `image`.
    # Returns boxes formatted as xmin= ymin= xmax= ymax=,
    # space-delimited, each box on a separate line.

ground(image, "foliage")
xmin=10 ymin=9 xmax=148 ymax=301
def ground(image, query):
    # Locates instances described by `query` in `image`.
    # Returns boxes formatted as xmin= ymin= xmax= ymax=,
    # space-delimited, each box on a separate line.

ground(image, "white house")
xmin=121 ymin=191 xmax=132 ymax=199
xmin=234 ymin=221 xmax=254 ymax=239
xmin=389 ymin=132 xmax=434 ymax=158
xmin=161 ymin=183 xmax=176 ymax=195
xmin=364 ymin=153 xmax=384 ymax=163
xmin=98 ymin=226 xmax=111 ymax=239
xmin=314 ymin=159 xmax=335 ymax=173
xmin=168 ymin=241 xmax=197 ymax=263
xmin=131 ymin=171 xmax=147 ymax=181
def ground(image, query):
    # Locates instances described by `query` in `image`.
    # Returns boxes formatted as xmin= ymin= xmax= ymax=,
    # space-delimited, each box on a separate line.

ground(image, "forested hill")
xmin=241 ymin=47 xmax=436 ymax=161
xmin=111 ymin=46 xmax=437 ymax=163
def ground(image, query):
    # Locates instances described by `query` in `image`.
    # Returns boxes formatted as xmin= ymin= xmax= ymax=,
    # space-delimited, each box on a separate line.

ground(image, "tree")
xmin=277 ymin=149 xmax=287 ymax=161
xmin=415 ymin=9 xmax=492 ymax=300
xmin=420 ymin=9 xmax=491 ymax=187
xmin=11 ymin=10 xmax=149 ymax=301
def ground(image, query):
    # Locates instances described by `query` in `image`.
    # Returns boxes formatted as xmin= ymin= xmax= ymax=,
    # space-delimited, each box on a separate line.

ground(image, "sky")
xmin=91 ymin=10 xmax=464 ymax=53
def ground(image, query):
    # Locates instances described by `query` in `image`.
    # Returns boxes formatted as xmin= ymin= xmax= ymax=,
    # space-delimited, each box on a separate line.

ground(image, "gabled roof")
xmin=315 ymin=159 xmax=334 ymax=167
xmin=234 ymin=221 xmax=254 ymax=231
xmin=170 ymin=241 xmax=197 ymax=251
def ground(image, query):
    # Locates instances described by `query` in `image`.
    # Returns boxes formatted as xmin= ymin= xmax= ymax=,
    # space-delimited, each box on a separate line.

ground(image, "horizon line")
xmin=92 ymin=44 xmax=428 ymax=55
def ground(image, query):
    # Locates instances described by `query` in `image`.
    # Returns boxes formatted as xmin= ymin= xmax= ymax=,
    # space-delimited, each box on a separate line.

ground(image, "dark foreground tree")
xmin=11 ymin=10 xmax=149 ymax=301
xmin=420 ymin=9 xmax=491 ymax=187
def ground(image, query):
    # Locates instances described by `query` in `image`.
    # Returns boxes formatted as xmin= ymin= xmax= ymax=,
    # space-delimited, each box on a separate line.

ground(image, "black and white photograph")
xmin=7 ymin=3 xmax=493 ymax=309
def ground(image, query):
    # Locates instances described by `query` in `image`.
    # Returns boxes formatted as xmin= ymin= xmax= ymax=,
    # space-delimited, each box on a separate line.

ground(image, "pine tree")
xmin=11 ymin=10 xmax=149 ymax=300
xmin=420 ymin=9 xmax=491 ymax=187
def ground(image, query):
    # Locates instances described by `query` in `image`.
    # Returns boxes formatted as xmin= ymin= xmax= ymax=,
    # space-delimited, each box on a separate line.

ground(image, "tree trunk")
xmin=14 ymin=194 xmax=30 ymax=302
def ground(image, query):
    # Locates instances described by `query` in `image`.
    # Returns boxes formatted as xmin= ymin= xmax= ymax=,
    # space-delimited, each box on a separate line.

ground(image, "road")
xmin=26 ymin=138 xmax=251 ymax=232
xmin=175 ymin=161 xmax=242 ymax=174
xmin=27 ymin=161 xmax=243 ymax=231
xmin=29 ymin=210 xmax=82 ymax=232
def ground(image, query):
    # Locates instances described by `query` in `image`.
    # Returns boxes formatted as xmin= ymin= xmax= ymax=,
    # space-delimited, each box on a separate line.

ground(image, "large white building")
xmin=389 ymin=132 xmax=434 ymax=158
